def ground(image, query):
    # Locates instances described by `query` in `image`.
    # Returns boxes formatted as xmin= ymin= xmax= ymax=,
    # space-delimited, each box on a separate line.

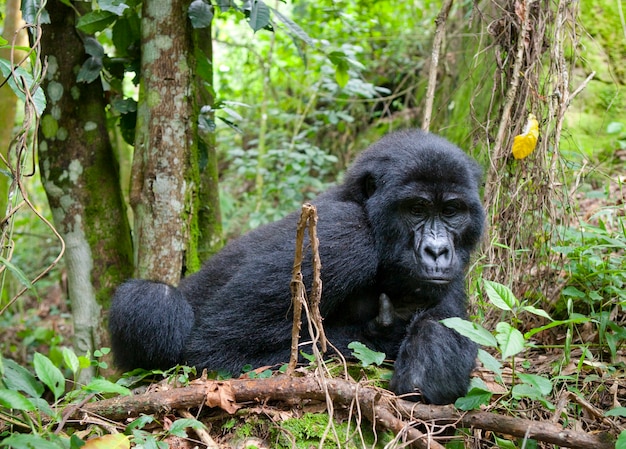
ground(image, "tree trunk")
xmin=130 ymin=0 xmax=199 ymax=282
xmin=194 ymin=25 xmax=223 ymax=263
xmin=38 ymin=0 xmax=134 ymax=376
xmin=0 ymin=0 xmax=28 ymax=216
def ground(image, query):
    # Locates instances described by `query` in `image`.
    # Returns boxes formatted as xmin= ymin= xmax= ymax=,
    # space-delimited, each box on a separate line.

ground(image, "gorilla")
xmin=109 ymin=129 xmax=485 ymax=405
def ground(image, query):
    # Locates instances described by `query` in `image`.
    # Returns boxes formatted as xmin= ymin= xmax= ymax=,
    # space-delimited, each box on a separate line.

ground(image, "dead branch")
xmin=288 ymin=203 xmax=326 ymax=375
xmin=77 ymin=376 xmax=614 ymax=449
xmin=422 ymin=0 xmax=454 ymax=131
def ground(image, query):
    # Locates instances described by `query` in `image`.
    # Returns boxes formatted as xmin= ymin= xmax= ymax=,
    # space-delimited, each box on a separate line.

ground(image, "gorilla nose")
xmin=424 ymin=241 xmax=451 ymax=264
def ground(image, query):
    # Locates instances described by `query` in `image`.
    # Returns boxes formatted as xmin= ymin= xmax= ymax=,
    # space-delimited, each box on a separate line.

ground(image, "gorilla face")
xmin=346 ymin=131 xmax=484 ymax=297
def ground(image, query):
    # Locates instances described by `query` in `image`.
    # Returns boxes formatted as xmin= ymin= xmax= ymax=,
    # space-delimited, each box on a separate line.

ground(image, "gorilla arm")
xmin=389 ymin=280 xmax=477 ymax=405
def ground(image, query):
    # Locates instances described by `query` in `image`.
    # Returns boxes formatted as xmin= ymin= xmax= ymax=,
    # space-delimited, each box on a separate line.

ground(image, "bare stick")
xmin=287 ymin=203 xmax=327 ymax=373
xmin=287 ymin=206 xmax=309 ymax=374
xmin=422 ymin=0 xmax=454 ymax=131
xmin=305 ymin=203 xmax=327 ymax=353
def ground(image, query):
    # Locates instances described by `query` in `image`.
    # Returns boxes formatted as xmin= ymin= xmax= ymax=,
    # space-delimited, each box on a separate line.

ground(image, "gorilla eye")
xmin=441 ymin=200 xmax=464 ymax=217
xmin=408 ymin=199 xmax=431 ymax=215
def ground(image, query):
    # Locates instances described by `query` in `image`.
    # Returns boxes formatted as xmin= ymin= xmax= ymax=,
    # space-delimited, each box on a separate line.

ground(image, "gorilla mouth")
xmin=420 ymin=277 xmax=452 ymax=285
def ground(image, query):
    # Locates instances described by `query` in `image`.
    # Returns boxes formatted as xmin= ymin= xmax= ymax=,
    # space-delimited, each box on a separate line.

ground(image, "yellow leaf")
xmin=512 ymin=113 xmax=539 ymax=160
xmin=83 ymin=434 xmax=130 ymax=449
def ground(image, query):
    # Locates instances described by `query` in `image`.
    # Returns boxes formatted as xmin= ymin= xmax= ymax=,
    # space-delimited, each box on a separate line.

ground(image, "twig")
xmin=422 ymin=0 xmax=454 ymax=131
xmin=287 ymin=203 xmax=326 ymax=375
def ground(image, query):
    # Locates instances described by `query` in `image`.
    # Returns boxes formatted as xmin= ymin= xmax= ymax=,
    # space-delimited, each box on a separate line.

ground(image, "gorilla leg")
xmin=109 ymin=280 xmax=194 ymax=371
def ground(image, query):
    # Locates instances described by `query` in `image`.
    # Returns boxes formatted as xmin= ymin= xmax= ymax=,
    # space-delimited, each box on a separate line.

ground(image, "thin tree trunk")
xmin=130 ymin=0 xmax=199 ymax=282
xmin=0 ymin=0 xmax=28 ymax=216
xmin=38 ymin=0 xmax=133 ymax=377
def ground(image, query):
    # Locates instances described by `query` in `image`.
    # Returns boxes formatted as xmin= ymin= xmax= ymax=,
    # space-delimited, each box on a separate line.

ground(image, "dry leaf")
xmin=83 ymin=434 xmax=130 ymax=449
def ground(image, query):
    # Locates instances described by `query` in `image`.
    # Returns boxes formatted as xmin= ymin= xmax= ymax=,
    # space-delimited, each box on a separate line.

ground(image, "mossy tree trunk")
xmin=38 ymin=1 xmax=134 ymax=374
xmin=194 ymin=25 xmax=223 ymax=262
xmin=130 ymin=0 xmax=200 ymax=282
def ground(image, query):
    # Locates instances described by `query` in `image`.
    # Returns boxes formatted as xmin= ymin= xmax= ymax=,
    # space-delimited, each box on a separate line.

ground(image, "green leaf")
xmin=270 ymin=7 xmax=314 ymax=45
xmin=605 ymin=406 xmax=626 ymax=417
xmin=328 ymin=52 xmax=350 ymax=88
xmin=248 ymin=0 xmax=271 ymax=32
xmin=483 ymin=279 xmax=517 ymax=311
xmin=524 ymin=315 xmax=589 ymax=340
xmin=99 ymin=0 xmax=129 ymax=16
xmin=493 ymin=436 xmax=517 ymax=449
xmin=126 ymin=414 xmax=155 ymax=431
xmin=561 ymin=285 xmax=586 ymax=298
xmin=167 ymin=418 xmax=206 ymax=438
xmin=76 ymin=10 xmax=117 ymax=34
xmin=516 ymin=373 xmax=552 ymax=396
xmin=216 ymin=0 xmax=235 ymax=12
xmin=62 ymin=347 xmax=80 ymax=374
xmin=77 ymin=57 xmax=103 ymax=84
xmin=21 ymin=0 xmax=51 ymax=25
xmin=3 ymin=358 xmax=44 ymax=398
xmin=84 ymin=37 xmax=105 ymax=58
xmin=511 ymin=383 xmax=541 ymax=400
xmin=69 ymin=434 xmax=86 ymax=449
xmin=616 ymin=429 xmax=626 ymax=449
xmin=112 ymin=12 xmax=141 ymax=57
xmin=454 ymin=385 xmax=492 ymax=410
xmin=477 ymin=348 xmax=503 ymax=380
xmin=188 ymin=0 xmax=213 ymax=29
xmin=348 ymin=341 xmax=385 ymax=367
xmin=441 ymin=317 xmax=498 ymax=347
xmin=495 ymin=322 xmax=525 ymax=359
xmin=0 ymin=434 xmax=64 ymax=449
xmin=34 ymin=353 xmax=66 ymax=401
xmin=0 ymin=59 xmax=46 ymax=115
xmin=606 ymin=121 xmax=624 ymax=134
xmin=83 ymin=378 xmax=132 ymax=396
xmin=0 ymin=256 xmax=33 ymax=288
xmin=0 ymin=388 xmax=36 ymax=410
xmin=520 ymin=305 xmax=552 ymax=320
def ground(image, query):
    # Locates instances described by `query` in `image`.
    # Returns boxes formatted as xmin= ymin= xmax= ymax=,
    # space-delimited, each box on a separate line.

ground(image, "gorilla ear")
xmin=363 ymin=174 xmax=377 ymax=199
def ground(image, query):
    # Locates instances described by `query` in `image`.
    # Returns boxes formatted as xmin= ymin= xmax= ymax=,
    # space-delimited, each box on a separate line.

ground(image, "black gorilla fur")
xmin=109 ymin=129 xmax=485 ymax=404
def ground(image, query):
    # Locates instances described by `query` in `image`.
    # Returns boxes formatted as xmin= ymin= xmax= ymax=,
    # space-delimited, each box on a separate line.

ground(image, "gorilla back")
xmin=109 ymin=129 xmax=485 ymax=404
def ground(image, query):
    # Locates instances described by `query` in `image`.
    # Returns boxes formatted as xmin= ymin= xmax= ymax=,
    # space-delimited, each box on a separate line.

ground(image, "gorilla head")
xmin=109 ymin=129 xmax=485 ymax=405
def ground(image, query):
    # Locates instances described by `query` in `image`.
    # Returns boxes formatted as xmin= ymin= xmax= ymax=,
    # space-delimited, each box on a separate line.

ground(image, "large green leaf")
xmin=0 ymin=59 xmax=47 ymax=115
xmin=248 ymin=0 xmax=271 ymax=32
xmin=483 ymin=279 xmax=517 ymax=311
xmin=99 ymin=0 xmax=129 ymax=16
xmin=0 ymin=388 xmax=35 ymax=410
xmin=0 ymin=434 xmax=62 ymax=449
xmin=2 ymin=357 xmax=44 ymax=398
xmin=348 ymin=341 xmax=385 ymax=367
xmin=83 ymin=378 xmax=132 ymax=396
xmin=441 ymin=317 xmax=497 ymax=347
xmin=188 ymin=0 xmax=213 ymax=29
xmin=516 ymin=373 xmax=552 ymax=396
xmin=454 ymin=386 xmax=492 ymax=411
xmin=495 ymin=322 xmax=525 ymax=359
xmin=271 ymin=7 xmax=314 ymax=45
xmin=76 ymin=10 xmax=117 ymax=34
xmin=33 ymin=352 xmax=66 ymax=401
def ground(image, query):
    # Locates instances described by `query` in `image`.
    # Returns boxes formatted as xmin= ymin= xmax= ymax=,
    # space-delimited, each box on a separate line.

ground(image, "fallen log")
xmin=76 ymin=375 xmax=615 ymax=449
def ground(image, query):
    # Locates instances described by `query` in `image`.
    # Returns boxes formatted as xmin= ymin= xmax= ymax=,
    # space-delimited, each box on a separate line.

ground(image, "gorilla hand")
xmin=389 ymin=300 xmax=477 ymax=405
